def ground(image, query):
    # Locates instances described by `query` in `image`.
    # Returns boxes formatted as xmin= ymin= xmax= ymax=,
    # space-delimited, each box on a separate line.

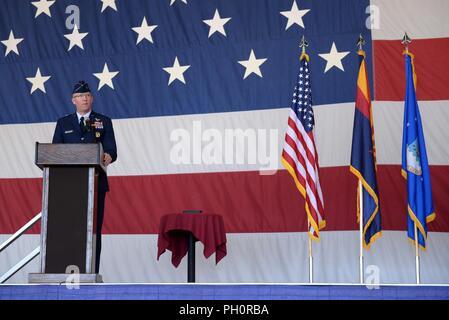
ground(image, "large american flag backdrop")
xmin=1 ymin=0 xmax=448 ymax=283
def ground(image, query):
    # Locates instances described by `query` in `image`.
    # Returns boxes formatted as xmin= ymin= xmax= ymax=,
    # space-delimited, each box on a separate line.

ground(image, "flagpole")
xmin=359 ymin=180 xmax=364 ymax=284
xmin=299 ymin=35 xmax=314 ymax=285
xmin=402 ymin=32 xmax=420 ymax=285
xmin=414 ymin=222 xmax=420 ymax=284
xmin=308 ymin=233 xmax=313 ymax=283
xmin=356 ymin=34 xmax=366 ymax=285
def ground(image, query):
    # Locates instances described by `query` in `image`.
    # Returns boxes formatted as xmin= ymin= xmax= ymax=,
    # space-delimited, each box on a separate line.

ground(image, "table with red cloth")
xmin=157 ymin=213 xmax=227 ymax=267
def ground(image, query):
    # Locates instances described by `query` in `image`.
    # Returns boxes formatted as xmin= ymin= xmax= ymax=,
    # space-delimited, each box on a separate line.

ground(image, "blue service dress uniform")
xmin=52 ymin=111 xmax=117 ymax=273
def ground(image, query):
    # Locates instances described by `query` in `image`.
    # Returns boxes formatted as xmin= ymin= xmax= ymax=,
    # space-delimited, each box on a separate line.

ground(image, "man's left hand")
xmin=104 ymin=153 xmax=112 ymax=166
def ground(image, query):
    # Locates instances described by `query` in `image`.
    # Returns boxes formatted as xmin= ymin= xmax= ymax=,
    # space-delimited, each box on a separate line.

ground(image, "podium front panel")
xmin=42 ymin=167 xmax=96 ymax=274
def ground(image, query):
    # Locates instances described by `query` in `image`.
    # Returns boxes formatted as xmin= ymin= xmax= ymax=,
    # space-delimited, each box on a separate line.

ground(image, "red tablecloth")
xmin=157 ymin=213 xmax=227 ymax=268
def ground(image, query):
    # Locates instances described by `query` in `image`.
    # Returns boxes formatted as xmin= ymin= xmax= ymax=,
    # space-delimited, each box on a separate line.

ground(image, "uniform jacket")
xmin=52 ymin=111 xmax=117 ymax=193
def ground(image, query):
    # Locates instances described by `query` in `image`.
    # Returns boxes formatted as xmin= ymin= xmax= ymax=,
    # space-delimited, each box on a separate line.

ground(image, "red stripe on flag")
xmin=355 ymin=86 xmax=371 ymax=119
xmin=288 ymin=117 xmax=317 ymax=167
xmin=284 ymin=131 xmax=321 ymax=206
xmin=284 ymin=134 xmax=307 ymax=174
xmin=285 ymin=113 xmax=324 ymax=237
xmin=374 ymin=38 xmax=449 ymax=101
xmin=1 ymin=166 xmax=449 ymax=234
xmin=282 ymin=151 xmax=304 ymax=184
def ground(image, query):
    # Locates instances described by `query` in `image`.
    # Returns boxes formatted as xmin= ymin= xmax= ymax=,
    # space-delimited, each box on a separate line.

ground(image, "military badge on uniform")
xmin=93 ymin=118 xmax=104 ymax=130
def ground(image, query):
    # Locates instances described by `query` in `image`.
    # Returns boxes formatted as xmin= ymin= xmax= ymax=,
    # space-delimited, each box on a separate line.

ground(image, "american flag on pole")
xmin=282 ymin=53 xmax=326 ymax=240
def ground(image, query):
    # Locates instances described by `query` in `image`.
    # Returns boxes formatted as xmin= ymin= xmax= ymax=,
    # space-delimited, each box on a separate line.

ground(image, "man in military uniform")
xmin=52 ymin=80 xmax=117 ymax=274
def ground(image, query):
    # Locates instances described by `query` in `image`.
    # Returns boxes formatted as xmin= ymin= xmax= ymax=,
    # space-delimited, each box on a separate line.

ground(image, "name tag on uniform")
xmin=64 ymin=130 xmax=74 ymax=134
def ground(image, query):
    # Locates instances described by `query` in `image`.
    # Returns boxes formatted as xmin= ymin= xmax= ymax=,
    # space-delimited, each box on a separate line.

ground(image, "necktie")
xmin=79 ymin=116 xmax=85 ymax=132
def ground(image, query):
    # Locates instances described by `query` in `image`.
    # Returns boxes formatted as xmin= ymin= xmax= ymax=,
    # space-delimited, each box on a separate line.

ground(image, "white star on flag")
xmin=203 ymin=9 xmax=231 ymax=38
xmin=238 ymin=49 xmax=267 ymax=79
xmin=64 ymin=25 xmax=88 ymax=51
xmin=170 ymin=0 xmax=187 ymax=6
xmin=93 ymin=63 xmax=119 ymax=90
xmin=100 ymin=0 xmax=117 ymax=12
xmin=163 ymin=57 xmax=191 ymax=85
xmin=132 ymin=17 xmax=158 ymax=45
xmin=31 ymin=0 xmax=55 ymax=18
xmin=280 ymin=0 xmax=310 ymax=30
xmin=318 ymin=42 xmax=350 ymax=73
xmin=26 ymin=67 xmax=51 ymax=94
xmin=1 ymin=30 xmax=24 ymax=56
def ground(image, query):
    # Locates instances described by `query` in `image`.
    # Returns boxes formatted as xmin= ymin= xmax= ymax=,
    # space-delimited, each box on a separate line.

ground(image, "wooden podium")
xmin=29 ymin=143 xmax=106 ymax=283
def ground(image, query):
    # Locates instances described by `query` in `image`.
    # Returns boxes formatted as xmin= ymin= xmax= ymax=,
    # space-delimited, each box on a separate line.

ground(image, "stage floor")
xmin=1 ymin=284 xmax=448 ymax=300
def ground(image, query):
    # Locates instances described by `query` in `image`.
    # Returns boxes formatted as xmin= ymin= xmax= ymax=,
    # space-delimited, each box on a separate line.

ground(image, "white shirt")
xmin=76 ymin=110 xmax=91 ymax=124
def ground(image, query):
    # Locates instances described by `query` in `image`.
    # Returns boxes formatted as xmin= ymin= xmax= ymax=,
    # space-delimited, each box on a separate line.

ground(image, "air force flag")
xmin=402 ymin=52 xmax=435 ymax=250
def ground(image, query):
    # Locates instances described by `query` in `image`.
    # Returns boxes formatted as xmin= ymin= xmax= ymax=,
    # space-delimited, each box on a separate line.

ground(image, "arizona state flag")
xmin=402 ymin=52 xmax=435 ymax=250
xmin=350 ymin=50 xmax=382 ymax=248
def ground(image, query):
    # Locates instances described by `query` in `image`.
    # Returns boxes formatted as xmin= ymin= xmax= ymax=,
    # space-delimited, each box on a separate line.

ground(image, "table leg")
xmin=187 ymin=232 xmax=195 ymax=283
